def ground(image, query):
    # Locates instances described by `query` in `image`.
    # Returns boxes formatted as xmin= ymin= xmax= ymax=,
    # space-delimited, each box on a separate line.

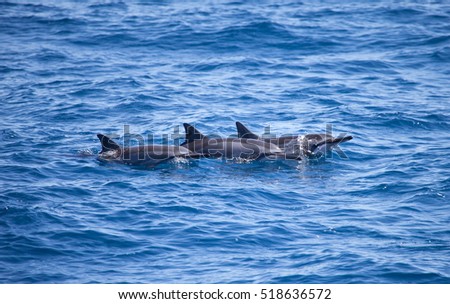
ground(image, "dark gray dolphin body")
xmin=236 ymin=122 xmax=297 ymax=148
xmin=97 ymin=134 xmax=197 ymax=167
xmin=236 ymin=122 xmax=353 ymax=159
xmin=180 ymin=123 xmax=284 ymax=160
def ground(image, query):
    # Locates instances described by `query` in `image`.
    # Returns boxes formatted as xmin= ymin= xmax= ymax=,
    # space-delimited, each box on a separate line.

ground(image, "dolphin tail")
xmin=236 ymin=121 xmax=259 ymax=139
xmin=181 ymin=123 xmax=208 ymax=145
xmin=97 ymin=134 xmax=121 ymax=153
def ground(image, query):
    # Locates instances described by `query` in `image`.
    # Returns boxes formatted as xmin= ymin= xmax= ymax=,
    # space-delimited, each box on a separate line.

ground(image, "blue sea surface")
xmin=1 ymin=0 xmax=450 ymax=283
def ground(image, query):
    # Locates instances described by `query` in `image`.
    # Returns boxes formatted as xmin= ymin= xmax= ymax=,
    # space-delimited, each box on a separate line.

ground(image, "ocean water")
xmin=1 ymin=0 xmax=450 ymax=284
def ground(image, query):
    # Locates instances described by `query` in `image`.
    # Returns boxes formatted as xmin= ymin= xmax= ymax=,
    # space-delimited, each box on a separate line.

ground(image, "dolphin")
xmin=236 ymin=121 xmax=297 ymax=148
xmin=236 ymin=121 xmax=353 ymax=159
xmin=180 ymin=123 xmax=285 ymax=160
xmin=97 ymin=133 xmax=198 ymax=167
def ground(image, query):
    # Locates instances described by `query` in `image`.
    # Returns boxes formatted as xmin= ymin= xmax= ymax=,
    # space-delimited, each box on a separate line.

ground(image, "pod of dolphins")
xmin=97 ymin=122 xmax=353 ymax=167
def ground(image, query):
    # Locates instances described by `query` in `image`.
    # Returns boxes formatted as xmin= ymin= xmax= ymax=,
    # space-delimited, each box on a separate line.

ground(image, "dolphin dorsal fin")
xmin=182 ymin=123 xmax=207 ymax=144
xmin=97 ymin=134 xmax=121 ymax=153
xmin=236 ymin=122 xmax=259 ymax=139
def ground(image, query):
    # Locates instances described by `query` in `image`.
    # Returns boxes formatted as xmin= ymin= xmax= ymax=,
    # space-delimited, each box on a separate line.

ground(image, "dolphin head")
xmin=305 ymin=134 xmax=353 ymax=158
